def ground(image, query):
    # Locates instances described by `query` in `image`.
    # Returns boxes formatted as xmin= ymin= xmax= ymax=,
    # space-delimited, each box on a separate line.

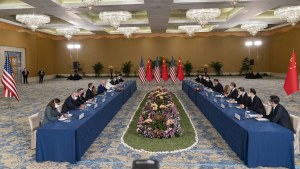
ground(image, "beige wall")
xmin=1 ymin=25 xmax=300 ymax=76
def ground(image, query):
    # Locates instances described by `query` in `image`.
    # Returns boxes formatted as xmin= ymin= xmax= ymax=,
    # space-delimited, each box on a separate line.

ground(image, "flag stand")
xmin=290 ymin=94 xmax=296 ymax=102
xmin=7 ymin=97 xmax=12 ymax=109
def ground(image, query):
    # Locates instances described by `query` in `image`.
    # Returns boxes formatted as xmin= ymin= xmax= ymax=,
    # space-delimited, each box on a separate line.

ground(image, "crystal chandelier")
xmin=186 ymin=8 xmax=221 ymax=28
xmin=178 ymin=25 xmax=202 ymax=37
xmin=227 ymin=0 xmax=239 ymax=8
xmin=82 ymin=0 xmax=99 ymax=10
xmin=117 ymin=27 xmax=139 ymax=38
xmin=99 ymin=11 xmax=132 ymax=29
xmin=274 ymin=6 xmax=300 ymax=26
xmin=241 ymin=23 xmax=268 ymax=36
xmin=16 ymin=14 xmax=50 ymax=31
xmin=56 ymin=28 xmax=80 ymax=40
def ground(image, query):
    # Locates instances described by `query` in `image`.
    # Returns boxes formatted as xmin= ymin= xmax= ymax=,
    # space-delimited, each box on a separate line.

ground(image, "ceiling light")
xmin=274 ymin=6 xmax=300 ymax=26
xmin=16 ymin=14 xmax=50 ymax=31
xmin=99 ymin=11 xmax=132 ymax=29
xmin=241 ymin=23 xmax=267 ymax=36
xmin=56 ymin=28 xmax=80 ymax=40
xmin=82 ymin=0 xmax=99 ymax=10
xmin=186 ymin=8 xmax=221 ymax=28
xmin=245 ymin=41 xmax=253 ymax=47
xmin=178 ymin=25 xmax=202 ymax=37
xmin=227 ymin=0 xmax=239 ymax=8
xmin=117 ymin=27 xmax=139 ymax=38
xmin=254 ymin=40 xmax=262 ymax=46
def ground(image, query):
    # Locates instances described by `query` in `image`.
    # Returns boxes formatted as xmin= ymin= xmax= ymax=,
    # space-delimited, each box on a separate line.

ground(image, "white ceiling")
xmin=0 ymin=0 xmax=300 ymax=36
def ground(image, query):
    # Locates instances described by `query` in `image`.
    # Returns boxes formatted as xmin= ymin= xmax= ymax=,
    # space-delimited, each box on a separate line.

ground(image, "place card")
xmin=79 ymin=113 xmax=85 ymax=120
xmin=213 ymin=98 xmax=217 ymax=103
xmin=221 ymin=103 xmax=225 ymax=109
xmin=235 ymin=113 xmax=241 ymax=120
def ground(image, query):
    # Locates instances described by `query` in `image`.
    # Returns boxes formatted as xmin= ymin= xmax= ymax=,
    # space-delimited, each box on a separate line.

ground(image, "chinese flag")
xmin=284 ymin=50 xmax=299 ymax=95
xmin=177 ymin=57 xmax=184 ymax=81
xmin=146 ymin=58 xmax=153 ymax=82
xmin=161 ymin=58 xmax=168 ymax=81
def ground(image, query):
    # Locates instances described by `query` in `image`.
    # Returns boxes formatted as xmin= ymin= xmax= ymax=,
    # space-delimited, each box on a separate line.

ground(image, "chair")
xmin=28 ymin=113 xmax=41 ymax=149
xmin=263 ymin=103 xmax=272 ymax=115
xmin=290 ymin=114 xmax=300 ymax=155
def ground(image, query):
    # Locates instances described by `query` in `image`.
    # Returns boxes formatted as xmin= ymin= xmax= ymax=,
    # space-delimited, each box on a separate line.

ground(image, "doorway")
xmin=5 ymin=51 xmax=22 ymax=83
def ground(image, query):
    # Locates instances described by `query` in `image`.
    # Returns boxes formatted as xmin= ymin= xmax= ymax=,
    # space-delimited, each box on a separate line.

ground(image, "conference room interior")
xmin=1 ymin=0 xmax=300 ymax=168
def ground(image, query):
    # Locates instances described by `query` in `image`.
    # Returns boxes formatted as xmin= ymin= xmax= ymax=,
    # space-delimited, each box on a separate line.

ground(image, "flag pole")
xmin=7 ymin=97 xmax=12 ymax=109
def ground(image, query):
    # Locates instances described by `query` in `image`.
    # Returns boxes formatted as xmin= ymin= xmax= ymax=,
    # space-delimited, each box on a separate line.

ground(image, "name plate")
xmin=79 ymin=113 xmax=85 ymax=120
xmin=221 ymin=103 xmax=225 ymax=109
xmin=235 ymin=113 xmax=241 ymax=120
xmin=213 ymin=98 xmax=217 ymax=103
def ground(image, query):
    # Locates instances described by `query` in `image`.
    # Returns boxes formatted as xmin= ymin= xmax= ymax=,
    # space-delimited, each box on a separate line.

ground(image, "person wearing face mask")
xmin=85 ymin=83 xmax=95 ymax=101
xmin=61 ymin=92 xmax=83 ymax=114
xmin=225 ymin=82 xmax=238 ymax=100
xmin=241 ymin=88 xmax=266 ymax=116
xmin=106 ymin=79 xmax=115 ymax=90
xmin=257 ymin=95 xmax=293 ymax=131
xmin=118 ymin=74 xmax=124 ymax=83
xmin=213 ymin=79 xmax=223 ymax=94
xmin=97 ymin=80 xmax=107 ymax=95
xmin=234 ymin=87 xmax=250 ymax=106
xmin=76 ymin=88 xmax=86 ymax=105
xmin=195 ymin=74 xmax=201 ymax=83
xmin=204 ymin=76 xmax=214 ymax=89
xmin=42 ymin=98 xmax=63 ymax=125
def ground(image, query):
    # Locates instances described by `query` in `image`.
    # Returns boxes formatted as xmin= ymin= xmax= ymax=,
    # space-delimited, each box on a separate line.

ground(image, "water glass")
xmin=244 ymin=107 xmax=250 ymax=119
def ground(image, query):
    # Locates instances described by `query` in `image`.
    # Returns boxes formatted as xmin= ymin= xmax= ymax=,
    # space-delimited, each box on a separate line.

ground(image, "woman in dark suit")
xmin=42 ymin=98 xmax=62 ymax=125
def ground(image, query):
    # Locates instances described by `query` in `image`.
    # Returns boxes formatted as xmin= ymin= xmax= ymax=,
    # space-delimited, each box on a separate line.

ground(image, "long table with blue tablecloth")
xmin=36 ymin=80 xmax=137 ymax=164
xmin=182 ymin=80 xmax=294 ymax=168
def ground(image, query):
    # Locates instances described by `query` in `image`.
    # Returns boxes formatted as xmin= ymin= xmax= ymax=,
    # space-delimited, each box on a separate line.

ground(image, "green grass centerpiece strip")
xmin=122 ymin=87 xmax=197 ymax=152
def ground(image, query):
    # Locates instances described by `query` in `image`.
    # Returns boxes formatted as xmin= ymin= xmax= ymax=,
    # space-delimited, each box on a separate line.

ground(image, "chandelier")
xmin=117 ymin=27 xmax=139 ymax=38
xmin=227 ymin=0 xmax=239 ymax=8
xmin=178 ymin=25 xmax=202 ymax=37
xmin=56 ymin=28 xmax=80 ymax=40
xmin=16 ymin=14 xmax=50 ymax=31
xmin=82 ymin=0 xmax=99 ymax=10
xmin=186 ymin=8 xmax=221 ymax=28
xmin=274 ymin=6 xmax=300 ymax=26
xmin=99 ymin=11 xmax=132 ymax=29
xmin=241 ymin=23 xmax=268 ymax=36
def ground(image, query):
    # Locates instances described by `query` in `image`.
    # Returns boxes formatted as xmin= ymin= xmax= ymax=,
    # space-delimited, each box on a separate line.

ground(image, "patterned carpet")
xmin=0 ymin=76 xmax=299 ymax=169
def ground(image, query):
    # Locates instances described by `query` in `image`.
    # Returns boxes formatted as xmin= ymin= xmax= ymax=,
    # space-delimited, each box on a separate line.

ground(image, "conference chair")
xmin=28 ymin=113 xmax=41 ymax=149
xmin=290 ymin=114 xmax=300 ymax=155
xmin=263 ymin=103 xmax=272 ymax=115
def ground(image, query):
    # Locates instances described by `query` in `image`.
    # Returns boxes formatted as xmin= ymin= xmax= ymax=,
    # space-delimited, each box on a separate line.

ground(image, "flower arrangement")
xmin=137 ymin=86 xmax=182 ymax=138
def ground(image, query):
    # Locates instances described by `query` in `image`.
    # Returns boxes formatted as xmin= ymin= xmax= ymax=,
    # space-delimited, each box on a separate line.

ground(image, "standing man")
xmin=22 ymin=68 xmax=29 ymax=84
xmin=38 ymin=68 xmax=45 ymax=84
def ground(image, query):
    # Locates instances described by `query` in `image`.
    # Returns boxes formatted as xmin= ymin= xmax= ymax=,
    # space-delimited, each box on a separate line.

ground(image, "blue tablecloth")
xmin=182 ymin=80 xmax=295 ymax=168
xmin=36 ymin=80 xmax=137 ymax=163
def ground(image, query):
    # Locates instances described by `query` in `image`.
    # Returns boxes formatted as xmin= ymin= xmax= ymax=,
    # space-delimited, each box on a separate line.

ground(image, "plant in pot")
xmin=92 ymin=62 xmax=103 ymax=77
xmin=183 ymin=60 xmax=193 ymax=77
xmin=121 ymin=61 xmax=133 ymax=77
xmin=209 ymin=61 xmax=223 ymax=76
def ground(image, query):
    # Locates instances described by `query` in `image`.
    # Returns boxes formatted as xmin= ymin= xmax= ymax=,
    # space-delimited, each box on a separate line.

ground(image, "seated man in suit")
xmin=213 ymin=79 xmax=223 ymax=94
xmin=235 ymin=87 xmax=249 ymax=107
xmin=61 ymin=92 xmax=84 ymax=114
xmin=85 ymin=83 xmax=95 ymax=101
xmin=106 ymin=79 xmax=115 ymax=89
xmin=258 ymin=95 xmax=293 ymax=131
xmin=195 ymin=74 xmax=201 ymax=83
xmin=97 ymin=80 xmax=107 ymax=94
xmin=241 ymin=88 xmax=266 ymax=116
xmin=76 ymin=88 xmax=86 ymax=105
xmin=225 ymin=82 xmax=238 ymax=100
xmin=117 ymin=74 xmax=124 ymax=83
xmin=203 ymin=76 xmax=214 ymax=89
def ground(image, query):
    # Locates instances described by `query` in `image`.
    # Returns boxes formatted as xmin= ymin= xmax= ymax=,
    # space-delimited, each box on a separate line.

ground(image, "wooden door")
xmin=9 ymin=56 xmax=18 ymax=83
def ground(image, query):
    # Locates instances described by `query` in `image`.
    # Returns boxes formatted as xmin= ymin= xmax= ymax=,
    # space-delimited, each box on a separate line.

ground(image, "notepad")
xmin=255 ymin=118 xmax=270 ymax=122
xmin=248 ymin=114 xmax=260 ymax=118
xmin=58 ymin=118 xmax=67 ymax=121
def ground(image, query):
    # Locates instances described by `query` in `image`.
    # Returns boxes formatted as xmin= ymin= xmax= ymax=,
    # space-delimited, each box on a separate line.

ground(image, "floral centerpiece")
xmin=137 ymin=86 xmax=182 ymax=138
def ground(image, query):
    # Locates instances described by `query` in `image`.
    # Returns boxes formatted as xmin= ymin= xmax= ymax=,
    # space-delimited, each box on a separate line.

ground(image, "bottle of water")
xmin=244 ymin=107 xmax=250 ymax=119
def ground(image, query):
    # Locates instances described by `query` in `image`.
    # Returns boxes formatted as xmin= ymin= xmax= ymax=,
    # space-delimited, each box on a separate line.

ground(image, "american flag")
xmin=170 ymin=56 xmax=176 ymax=83
xmin=138 ymin=57 xmax=146 ymax=83
xmin=154 ymin=57 xmax=161 ymax=83
xmin=1 ymin=54 xmax=20 ymax=101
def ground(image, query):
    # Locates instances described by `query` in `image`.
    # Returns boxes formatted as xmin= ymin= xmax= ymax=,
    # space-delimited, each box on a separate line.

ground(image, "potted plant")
xmin=92 ymin=62 xmax=103 ymax=77
xmin=183 ymin=60 xmax=193 ymax=77
xmin=240 ymin=57 xmax=250 ymax=75
xmin=121 ymin=61 xmax=133 ymax=77
xmin=209 ymin=61 xmax=223 ymax=76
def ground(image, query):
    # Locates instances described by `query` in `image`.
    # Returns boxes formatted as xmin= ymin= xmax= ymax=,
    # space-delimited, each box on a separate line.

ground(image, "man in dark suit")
xmin=118 ymin=74 xmax=124 ymax=83
xmin=261 ymin=95 xmax=293 ymax=132
xmin=213 ymin=79 xmax=223 ymax=94
xmin=97 ymin=80 xmax=107 ymax=94
xmin=76 ymin=88 xmax=86 ymax=105
xmin=62 ymin=92 xmax=83 ymax=114
xmin=242 ymin=88 xmax=266 ymax=116
xmin=22 ymin=68 xmax=29 ymax=84
xmin=236 ymin=87 xmax=250 ymax=107
xmin=85 ymin=83 xmax=95 ymax=100
xmin=195 ymin=74 xmax=201 ymax=83
xmin=226 ymin=82 xmax=238 ymax=100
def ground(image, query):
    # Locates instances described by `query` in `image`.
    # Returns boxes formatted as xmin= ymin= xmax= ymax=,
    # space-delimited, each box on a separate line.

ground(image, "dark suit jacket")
xmin=195 ymin=77 xmax=201 ymax=83
xmin=227 ymin=88 xmax=238 ymax=100
xmin=62 ymin=96 xmax=78 ymax=114
xmin=119 ymin=78 xmax=124 ymax=82
xmin=97 ymin=84 xmax=107 ymax=94
xmin=248 ymin=95 xmax=266 ymax=116
xmin=213 ymin=83 xmax=223 ymax=94
xmin=85 ymin=89 xmax=94 ymax=100
xmin=265 ymin=104 xmax=294 ymax=132
xmin=76 ymin=93 xmax=86 ymax=105
xmin=236 ymin=93 xmax=249 ymax=106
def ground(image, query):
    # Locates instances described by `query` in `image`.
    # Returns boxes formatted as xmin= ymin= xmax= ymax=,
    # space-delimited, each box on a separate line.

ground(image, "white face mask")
xmin=73 ymin=96 xmax=78 ymax=100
